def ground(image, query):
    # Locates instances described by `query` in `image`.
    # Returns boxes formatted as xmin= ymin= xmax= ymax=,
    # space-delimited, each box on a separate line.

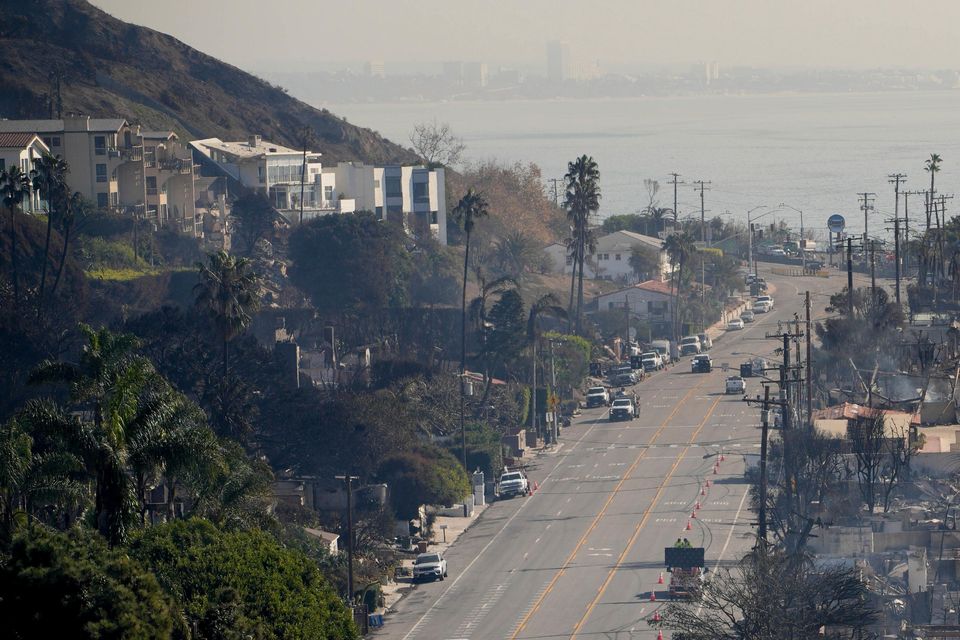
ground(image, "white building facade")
xmin=0 ymin=133 xmax=49 ymax=214
xmin=544 ymin=230 xmax=671 ymax=283
xmin=327 ymin=162 xmax=447 ymax=245
xmin=594 ymin=279 xmax=675 ymax=337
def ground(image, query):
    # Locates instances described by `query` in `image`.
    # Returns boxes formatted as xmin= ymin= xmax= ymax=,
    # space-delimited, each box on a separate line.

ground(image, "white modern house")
xmin=0 ymin=132 xmax=49 ymax=213
xmin=545 ymin=230 xmax=671 ymax=283
xmin=325 ymin=162 xmax=447 ymax=245
xmin=190 ymin=135 xmax=354 ymax=219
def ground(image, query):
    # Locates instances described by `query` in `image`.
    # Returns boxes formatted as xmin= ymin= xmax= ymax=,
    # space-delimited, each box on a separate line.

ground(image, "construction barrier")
xmin=771 ymin=267 xmax=831 ymax=278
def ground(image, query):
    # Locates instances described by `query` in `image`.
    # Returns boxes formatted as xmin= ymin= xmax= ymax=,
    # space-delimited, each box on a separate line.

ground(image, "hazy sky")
xmin=92 ymin=0 xmax=960 ymax=72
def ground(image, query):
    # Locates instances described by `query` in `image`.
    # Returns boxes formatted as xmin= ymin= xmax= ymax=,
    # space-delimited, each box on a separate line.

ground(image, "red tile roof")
xmin=634 ymin=279 xmax=674 ymax=295
xmin=0 ymin=132 xmax=43 ymax=149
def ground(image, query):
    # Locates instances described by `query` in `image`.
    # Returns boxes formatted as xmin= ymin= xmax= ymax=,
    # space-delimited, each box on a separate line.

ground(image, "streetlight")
xmin=778 ymin=203 xmax=806 ymax=269
xmin=747 ymin=206 xmax=783 ymax=279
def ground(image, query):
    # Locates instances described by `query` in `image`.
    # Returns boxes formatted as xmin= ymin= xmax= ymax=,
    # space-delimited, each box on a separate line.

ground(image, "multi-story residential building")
xmin=189 ymin=135 xmax=354 ymax=220
xmin=326 ymin=162 xmax=447 ymax=245
xmin=545 ymin=230 xmax=670 ymax=283
xmin=0 ymin=132 xmax=49 ymax=213
xmin=595 ymin=279 xmax=675 ymax=338
xmin=0 ymin=116 xmax=201 ymax=235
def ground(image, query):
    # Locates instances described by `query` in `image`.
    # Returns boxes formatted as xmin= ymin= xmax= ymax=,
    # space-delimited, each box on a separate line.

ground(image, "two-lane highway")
xmin=376 ymin=267 xmax=857 ymax=640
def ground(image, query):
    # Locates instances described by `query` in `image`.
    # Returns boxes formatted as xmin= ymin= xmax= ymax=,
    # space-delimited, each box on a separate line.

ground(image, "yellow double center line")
xmin=569 ymin=393 xmax=723 ymax=638
xmin=510 ymin=375 xmax=711 ymax=639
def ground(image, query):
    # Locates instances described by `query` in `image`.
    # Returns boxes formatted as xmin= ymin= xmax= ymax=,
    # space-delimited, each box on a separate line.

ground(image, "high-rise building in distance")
xmin=547 ymin=41 xmax=569 ymax=83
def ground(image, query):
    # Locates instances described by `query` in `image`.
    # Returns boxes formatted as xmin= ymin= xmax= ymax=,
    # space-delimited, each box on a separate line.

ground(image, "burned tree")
xmin=663 ymin=547 xmax=879 ymax=640
xmin=850 ymin=414 xmax=913 ymax=514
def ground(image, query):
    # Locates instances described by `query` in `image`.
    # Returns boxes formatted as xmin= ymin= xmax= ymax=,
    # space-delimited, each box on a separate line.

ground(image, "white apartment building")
xmin=326 ymin=162 xmax=447 ymax=245
xmin=0 ymin=132 xmax=49 ymax=214
xmin=544 ymin=230 xmax=670 ymax=283
xmin=0 ymin=116 xmax=200 ymax=235
xmin=189 ymin=135 xmax=354 ymax=219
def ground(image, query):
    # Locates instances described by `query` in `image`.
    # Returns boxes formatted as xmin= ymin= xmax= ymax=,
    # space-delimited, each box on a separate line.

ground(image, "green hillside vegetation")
xmin=0 ymin=0 xmax=417 ymax=164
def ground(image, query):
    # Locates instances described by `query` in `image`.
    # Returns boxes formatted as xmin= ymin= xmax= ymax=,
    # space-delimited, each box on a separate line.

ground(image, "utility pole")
xmin=886 ymin=213 xmax=903 ymax=306
xmin=805 ymin=291 xmax=813 ymax=426
xmin=548 ymin=178 xmax=562 ymax=206
xmin=335 ymin=474 xmax=360 ymax=604
xmin=668 ymin=172 xmax=684 ymax=224
xmin=758 ymin=385 xmax=770 ymax=545
xmin=858 ymin=192 xmax=876 ymax=241
xmin=889 ymin=172 xmax=906 ymax=244
xmin=550 ymin=340 xmax=559 ymax=445
xmin=693 ymin=180 xmax=711 ymax=243
xmin=869 ymin=239 xmax=877 ymax=304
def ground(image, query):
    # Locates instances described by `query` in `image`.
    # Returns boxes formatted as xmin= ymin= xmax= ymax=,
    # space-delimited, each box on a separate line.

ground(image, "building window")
xmin=258 ymin=166 xmax=265 ymax=183
xmin=97 ymin=192 xmax=108 ymax=208
xmin=50 ymin=136 xmax=60 ymax=147
xmin=615 ymin=253 xmax=622 ymax=261
xmin=412 ymin=181 xmax=429 ymax=204
xmin=94 ymin=136 xmax=106 ymax=155
xmin=96 ymin=164 xmax=108 ymax=183
xmin=375 ymin=206 xmax=383 ymax=220
xmin=374 ymin=179 xmax=381 ymax=189
xmin=110 ymin=192 xmax=119 ymax=206
xmin=146 ymin=176 xmax=157 ymax=196
xmin=324 ymin=185 xmax=334 ymax=202
xmin=0 ymin=159 xmax=5 ymax=172
xmin=385 ymin=176 xmax=402 ymax=197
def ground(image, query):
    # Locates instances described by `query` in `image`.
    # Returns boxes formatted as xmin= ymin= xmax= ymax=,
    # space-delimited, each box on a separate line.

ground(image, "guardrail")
xmin=771 ymin=267 xmax=830 ymax=278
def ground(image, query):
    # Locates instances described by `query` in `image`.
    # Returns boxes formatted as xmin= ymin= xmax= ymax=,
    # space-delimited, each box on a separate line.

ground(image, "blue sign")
xmin=827 ymin=214 xmax=845 ymax=233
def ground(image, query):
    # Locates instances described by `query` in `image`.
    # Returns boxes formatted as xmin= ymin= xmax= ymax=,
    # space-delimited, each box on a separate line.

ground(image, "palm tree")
xmin=527 ymin=294 xmax=567 ymax=444
xmin=1 ymin=165 xmax=32 ymax=308
xmin=468 ymin=269 xmax=516 ymax=402
xmin=642 ymin=205 xmax=675 ymax=236
xmin=30 ymin=153 xmax=69 ymax=316
xmin=564 ymin=156 xmax=601 ymax=334
xmin=50 ymin=192 xmax=88 ymax=300
xmin=30 ymin=325 xmax=155 ymax=545
xmin=194 ymin=251 xmax=261 ymax=378
xmin=664 ymin=232 xmax=696 ymax=341
xmin=452 ymin=189 xmax=489 ymax=470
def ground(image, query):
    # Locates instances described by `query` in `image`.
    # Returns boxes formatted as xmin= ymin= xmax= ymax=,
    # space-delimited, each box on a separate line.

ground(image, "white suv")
xmin=413 ymin=552 xmax=448 ymax=582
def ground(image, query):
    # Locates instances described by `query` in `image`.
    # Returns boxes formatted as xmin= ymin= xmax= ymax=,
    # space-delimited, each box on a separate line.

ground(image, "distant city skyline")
xmin=91 ymin=0 xmax=960 ymax=75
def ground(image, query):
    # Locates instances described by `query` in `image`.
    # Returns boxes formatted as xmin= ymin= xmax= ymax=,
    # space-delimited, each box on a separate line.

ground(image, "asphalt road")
xmin=375 ymin=265 xmax=863 ymax=640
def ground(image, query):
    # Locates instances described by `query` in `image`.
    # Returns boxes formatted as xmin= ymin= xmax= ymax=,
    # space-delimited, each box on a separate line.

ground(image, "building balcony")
xmin=158 ymin=158 xmax=193 ymax=174
xmin=121 ymin=146 xmax=143 ymax=162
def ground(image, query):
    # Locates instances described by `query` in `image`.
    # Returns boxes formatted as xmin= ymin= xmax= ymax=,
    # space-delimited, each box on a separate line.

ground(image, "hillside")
xmin=0 ymin=0 xmax=417 ymax=164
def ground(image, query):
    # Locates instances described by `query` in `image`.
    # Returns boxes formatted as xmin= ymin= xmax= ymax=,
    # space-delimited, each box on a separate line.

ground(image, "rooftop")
xmin=140 ymin=130 xmax=177 ymax=141
xmin=0 ymin=117 xmax=128 ymax=133
xmin=0 ymin=132 xmax=48 ymax=150
xmin=191 ymin=136 xmax=320 ymax=160
xmin=811 ymin=402 xmax=920 ymax=425
xmin=600 ymin=229 xmax=665 ymax=249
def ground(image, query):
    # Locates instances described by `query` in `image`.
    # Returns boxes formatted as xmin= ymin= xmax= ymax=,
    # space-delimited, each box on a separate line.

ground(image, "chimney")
xmin=248 ymin=134 xmax=261 ymax=148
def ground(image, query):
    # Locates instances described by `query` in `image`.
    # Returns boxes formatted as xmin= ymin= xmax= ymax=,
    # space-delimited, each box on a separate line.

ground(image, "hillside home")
xmin=325 ymin=162 xmax=448 ymax=245
xmin=0 ymin=132 xmax=49 ymax=213
xmin=594 ymin=279 xmax=675 ymax=337
xmin=0 ymin=116 xmax=201 ymax=235
xmin=190 ymin=135 xmax=355 ymax=220
xmin=544 ymin=230 xmax=671 ymax=283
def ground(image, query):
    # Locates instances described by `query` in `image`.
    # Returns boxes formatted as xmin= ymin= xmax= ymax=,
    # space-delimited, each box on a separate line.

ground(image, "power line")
xmin=692 ymin=179 xmax=711 ymax=243
xmin=668 ymin=172 xmax=684 ymax=223
xmin=857 ymin=192 xmax=876 ymax=240
xmin=548 ymin=177 xmax=562 ymax=207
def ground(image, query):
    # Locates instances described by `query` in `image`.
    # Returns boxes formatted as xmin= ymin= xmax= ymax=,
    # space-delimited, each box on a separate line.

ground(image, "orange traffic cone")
xmin=695 ymin=500 xmax=701 ymax=510
xmin=652 ymin=610 xmax=661 ymax=622
xmin=720 ymin=453 xmax=726 ymax=462
xmin=701 ymin=486 xmax=706 ymax=496
xmin=685 ymin=520 xmax=692 ymax=531
xmin=713 ymin=465 xmax=718 ymax=474
xmin=533 ymin=481 xmax=539 ymax=493
xmin=691 ymin=510 xmax=697 ymax=519
xmin=706 ymin=479 xmax=711 ymax=488
xmin=658 ymin=572 xmax=664 ymax=584
xmin=657 ymin=630 xmax=663 ymax=640
xmin=650 ymin=590 xmax=657 ymax=602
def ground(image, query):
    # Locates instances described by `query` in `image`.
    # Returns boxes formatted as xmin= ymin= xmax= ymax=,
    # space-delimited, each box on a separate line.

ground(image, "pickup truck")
xmin=585 ymin=386 xmax=611 ymax=408
xmin=497 ymin=469 xmax=529 ymax=498
xmin=680 ymin=336 xmax=702 ymax=356
xmin=609 ymin=396 xmax=639 ymax=421
xmin=665 ymin=546 xmax=705 ymax=600
xmin=640 ymin=351 xmax=664 ymax=369
xmin=725 ymin=375 xmax=746 ymax=394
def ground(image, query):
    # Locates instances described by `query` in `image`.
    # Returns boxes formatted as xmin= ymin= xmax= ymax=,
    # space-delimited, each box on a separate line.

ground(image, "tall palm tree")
xmin=194 ymin=251 xmax=261 ymax=378
xmin=526 ymin=294 xmax=567 ymax=444
xmin=452 ymin=189 xmax=489 ymax=470
xmin=469 ymin=269 xmax=516 ymax=402
xmin=664 ymin=232 xmax=696 ymax=341
xmin=642 ymin=205 xmax=675 ymax=236
xmin=30 ymin=153 xmax=69 ymax=316
xmin=50 ymin=191 xmax=88 ymax=300
xmin=30 ymin=325 xmax=155 ymax=545
xmin=564 ymin=155 xmax=601 ymax=334
xmin=1 ymin=165 xmax=32 ymax=308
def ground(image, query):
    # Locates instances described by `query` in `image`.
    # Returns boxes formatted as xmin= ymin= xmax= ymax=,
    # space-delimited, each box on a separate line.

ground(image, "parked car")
xmin=752 ymin=301 xmax=771 ymax=314
xmin=680 ymin=336 xmax=702 ymax=356
xmin=609 ymin=397 xmax=639 ymax=421
xmin=725 ymin=376 xmax=746 ymax=394
xmin=727 ymin=318 xmax=745 ymax=330
xmin=612 ymin=372 xmax=638 ymax=386
xmin=806 ymin=260 xmax=825 ymax=272
xmin=641 ymin=351 xmax=664 ymax=369
xmin=413 ymin=552 xmax=448 ymax=582
xmin=641 ymin=357 xmax=660 ymax=373
xmin=586 ymin=386 xmax=611 ymax=408
xmin=769 ymin=248 xmax=787 ymax=257
xmin=741 ymin=310 xmax=755 ymax=323
xmin=744 ymin=273 xmax=757 ymax=284
xmin=497 ymin=470 xmax=529 ymax=498
xmin=756 ymin=295 xmax=774 ymax=308
xmin=697 ymin=333 xmax=713 ymax=351
xmin=650 ymin=339 xmax=675 ymax=363
xmin=691 ymin=354 xmax=713 ymax=373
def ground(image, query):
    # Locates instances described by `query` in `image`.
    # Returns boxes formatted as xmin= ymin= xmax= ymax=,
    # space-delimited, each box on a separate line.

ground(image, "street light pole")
xmin=778 ymin=203 xmax=806 ymax=270
xmin=335 ymin=474 xmax=360 ymax=604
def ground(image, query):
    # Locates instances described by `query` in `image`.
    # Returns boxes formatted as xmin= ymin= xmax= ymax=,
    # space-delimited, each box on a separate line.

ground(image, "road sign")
xmin=827 ymin=214 xmax=845 ymax=234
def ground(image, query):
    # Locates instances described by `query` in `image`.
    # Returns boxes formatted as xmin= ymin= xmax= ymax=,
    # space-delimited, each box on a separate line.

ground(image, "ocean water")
xmin=327 ymin=91 xmax=960 ymax=241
